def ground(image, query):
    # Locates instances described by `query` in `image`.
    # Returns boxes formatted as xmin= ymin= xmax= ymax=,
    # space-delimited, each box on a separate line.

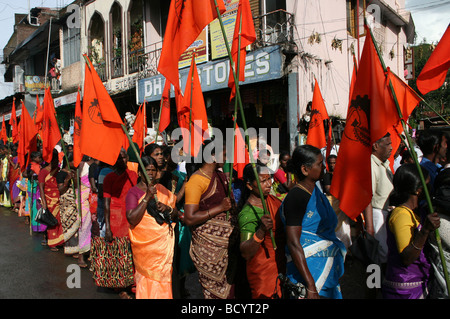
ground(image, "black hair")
xmin=144 ymin=143 xmax=162 ymax=157
xmin=327 ymin=154 xmax=337 ymax=162
xmin=50 ymin=148 xmax=59 ymax=170
xmin=417 ymin=130 xmax=442 ymax=156
xmin=140 ymin=155 xmax=159 ymax=172
xmin=237 ymin=163 xmax=272 ymax=211
xmin=434 ymin=168 xmax=450 ymax=213
xmin=279 ymin=150 xmax=290 ymax=160
xmin=285 ymin=145 xmax=321 ymax=181
xmin=62 ymin=152 xmax=74 ymax=169
xmin=30 ymin=151 xmax=42 ymax=160
xmin=400 ymin=150 xmax=413 ymax=164
xmin=389 ymin=163 xmax=429 ymax=206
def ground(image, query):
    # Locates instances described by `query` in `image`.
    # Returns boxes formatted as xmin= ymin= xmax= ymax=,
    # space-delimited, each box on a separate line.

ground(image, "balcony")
xmin=111 ymin=55 xmax=124 ymax=78
xmin=93 ymin=62 xmax=107 ymax=82
xmin=254 ymin=9 xmax=295 ymax=48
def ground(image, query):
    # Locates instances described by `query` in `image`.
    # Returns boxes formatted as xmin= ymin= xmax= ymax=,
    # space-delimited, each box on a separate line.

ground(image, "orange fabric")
xmin=417 ymin=25 xmax=450 ymax=95
xmin=73 ymin=90 xmax=82 ymax=167
xmin=0 ymin=117 xmax=7 ymax=144
xmin=228 ymin=0 xmax=256 ymax=101
xmin=41 ymin=88 xmax=62 ymax=163
xmin=17 ymin=101 xmax=38 ymax=172
xmin=132 ymin=102 xmax=147 ymax=154
xmin=306 ymin=78 xmax=329 ymax=149
xmin=157 ymin=0 xmax=226 ymax=91
xmin=330 ymin=26 xmax=396 ymax=220
xmin=158 ymin=80 xmax=171 ymax=133
xmin=177 ymin=55 xmax=209 ymax=157
xmin=81 ymin=55 xmax=124 ymax=166
xmin=10 ymin=100 xmax=18 ymax=144
xmin=127 ymin=162 xmax=139 ymax=174
xmin=35 ymin=93 xmax=44 ymax=125
xmin=129 ymin=184 xmax=176 ymax=299
xmin=233 ymin=122 xmax=249 ymax=179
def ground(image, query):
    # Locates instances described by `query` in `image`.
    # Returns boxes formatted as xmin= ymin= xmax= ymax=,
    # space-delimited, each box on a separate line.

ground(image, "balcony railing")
xmin=254 ymin=9 xmax=295 ymax=47
xmin=111 ymin=55 xmax=124 ymax=78
xmin=93 ymin=62 xmax=107 ymax=82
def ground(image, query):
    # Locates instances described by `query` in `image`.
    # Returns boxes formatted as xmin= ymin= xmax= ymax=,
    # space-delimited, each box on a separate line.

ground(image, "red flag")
xmin=177 ymin=55 xmax=209 ymax=157
xmin=330 ymin=26 xmax=399 ymax=220
xmin=10 ymin=99 xmax=18 ymax=144
xmin=132 ymin=102 xmax=147 ymax=154
xmin=73 ymin=90 xmax=82 ymax=167
xmin=306 ymin=78 xmax=329 ymax=149
xmin=233 ymin=122 xmax=250 ymax=179
xmin=417 ymin=25 xmax=450 ymax=95
xmin=81 ymin=55 xmax=125 ymax=166
xmin=228 ymin=0 xmax=256 ymax=101
xmin=158 ymin=0 xmax=226 ymax=91
xmin=34 ymin=93 xmax=44 ymax=125
xmin=0 ymin=117 xmax=7 ymax=144
xmin=158 ymin=80 xmax=171 ymax=133
xmin=41 ymin=87 xmax=62 ymax=163
xmin=17 ymin=101 xmax=38 ymax=171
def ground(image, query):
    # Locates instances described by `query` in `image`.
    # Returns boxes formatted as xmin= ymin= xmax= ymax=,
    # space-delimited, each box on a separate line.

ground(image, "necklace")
xmin=199 ymin=168 xmax=211 ymax=179
xmin=295 ymin=183 xmax=312 ymax=195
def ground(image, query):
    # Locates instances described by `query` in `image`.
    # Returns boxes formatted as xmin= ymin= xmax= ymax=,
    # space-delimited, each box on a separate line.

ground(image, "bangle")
xmin=306 ymin=287 xmax=318 ymax=294
xmin=253 ymin=232 xmax=263 ymax=243
xmin=411 ymin=241 xmax=423 ymax=250
xmin=207 ymin=209 xmax=211 ymax=219
xmin=142 ymin=198 xmax=148 ymax=203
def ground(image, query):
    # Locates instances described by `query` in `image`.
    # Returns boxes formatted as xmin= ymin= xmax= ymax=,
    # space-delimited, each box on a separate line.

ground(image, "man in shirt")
xmin=418 ymin=130 xmax=448 ymax=191
xmin=363 ymin=133 xmax=394 ymax=265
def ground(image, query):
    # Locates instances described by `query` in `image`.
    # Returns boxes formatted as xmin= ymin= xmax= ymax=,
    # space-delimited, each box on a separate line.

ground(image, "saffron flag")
xmin=177 ymin=55 xmax=209 ymax=157
xmin=10 ymin=99 xmax=18 ymax=144
xmin=158 ymin=0 xmax=226 ymax=91
xmin=416 ymin=25 xmax=450 ymax=95
xmin=81 ymin=55 xmax=125 ymax=166
xmin=132 ymin=102 xmax=147 ymax=154
xmin=34 ymin=94 xmax=44 ymax=125
xmin=330 ymin=25 xmax=400 ymax=220
xmin=306 ymin=78 xmax=329 ymax=149
xmin=233 ymin=121 xmax=250 ymax=179
xmin=0 ymin=117 xmax=7 ymax=144
xmin=73 ymin=90 xmax=82 ymax=167
xmin=228 ymin=0 xmax=256 ymax=101
xmin=17 ymin=101 xmax=38 ymax=171
xmin=158 ymin=80 xmax=171 ymax=133
xmin=41 ymin=87 xmax=62 ymax=163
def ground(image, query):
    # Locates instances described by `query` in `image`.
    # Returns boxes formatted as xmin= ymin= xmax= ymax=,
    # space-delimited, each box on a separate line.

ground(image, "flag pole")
xmin=214 ymin=0 xmax=276 ymax=249
xmin=367 ymin=20 xmax=450 ymax=296
xmin=188 ymin=50 xmax=196 ymax=159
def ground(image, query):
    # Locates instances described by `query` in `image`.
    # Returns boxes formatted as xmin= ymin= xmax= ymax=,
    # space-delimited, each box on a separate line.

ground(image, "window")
xmin=63 ymin=26 xmax=81 ymax=66
xmin=346 ymin=0 xmax=366 ymax=38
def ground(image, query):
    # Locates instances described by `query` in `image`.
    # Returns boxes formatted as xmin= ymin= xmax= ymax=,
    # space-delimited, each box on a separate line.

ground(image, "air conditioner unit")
xmin=29 ymin=16 xmax=39 ymax=26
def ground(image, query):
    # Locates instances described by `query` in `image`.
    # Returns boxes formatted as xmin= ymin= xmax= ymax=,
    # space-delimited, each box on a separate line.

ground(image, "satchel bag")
xmin=349 ymin=229 xmax=381 ymax=265
xmin=35 ymin=207 xmax=58 ymax=227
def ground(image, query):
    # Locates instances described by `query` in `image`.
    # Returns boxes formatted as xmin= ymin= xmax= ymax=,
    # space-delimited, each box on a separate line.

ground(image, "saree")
xmin=60 ymin=187 xmax=80 ymax=255
xmin=27 ymin=179 xmax=46 ymax=232
xmin=9 ymin=157 xmax=21 ymax=206
xmin=281 ymin=186 xmax=346 ymax=299
xmin=39 ymin=168 xmax=64 ymax=247
xmin=1 ymin=156 xmax=11 ymax=207
xmin=238 ymin=195 xmax=286 ymax=299
xmin=79 ymin=174 xmax=92 ymax=253
xmin=128 ymin=184 xmax=177 ymax=299
xmin=189 ymin=170 xmax=239 ymax=299
xmin=382 ymin=206 xmax=431 ymax=299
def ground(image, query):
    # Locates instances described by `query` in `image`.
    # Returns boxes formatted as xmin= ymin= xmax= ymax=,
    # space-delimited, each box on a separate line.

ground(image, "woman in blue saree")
xmin=281 ymin=145 xmax=346 ymax=299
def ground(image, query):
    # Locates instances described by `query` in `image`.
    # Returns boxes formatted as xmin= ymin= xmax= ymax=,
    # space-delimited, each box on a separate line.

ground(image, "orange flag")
xmin=81 ymin=55 xmax=125 ymax=166
xmin=132 ymin=102 xmax=147 ymax=154
xmin=228 ymin=0 xmax=256 ymax=101
xmin=330 ymin=25 xmax=400 ymax=220
xmin=17 ymin=101 xmax=38 ymax=171
xmin=10 ymin=99 xmax=18 ymax=144
xmin=0 ymin=117 xmax=7 ymax=144
xmin=306 ymin=78 xmax=329 ymax=149
xmin=73 ymin=89 xmax=82 ymax=167
xmin=158 ymin=0 xmax=226 ymax=91
xmin=417 ymin=25 xmax=450 ymax=95
xmin=233 ymin=121 xmax=250 ymax=179
xmin=41 ymin=87 xmax=62 ymax=163
xmin=177 ymin=55 xmax=209 ymax=157
xmin=34 ymin=93 xmax=44 ymax=125
xmin=158 ymin=80 xmax=171 ymax=133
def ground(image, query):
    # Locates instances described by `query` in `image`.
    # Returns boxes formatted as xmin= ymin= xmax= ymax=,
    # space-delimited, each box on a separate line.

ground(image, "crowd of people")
xmin=1 ymin=127 xmax=449 ymax=300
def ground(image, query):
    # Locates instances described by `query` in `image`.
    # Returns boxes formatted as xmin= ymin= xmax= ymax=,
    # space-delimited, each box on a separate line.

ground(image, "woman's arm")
xmin=183 ymin=197 xmax=231 ymax=226
xmin=127 ymin=186 xmax=156 ymax=228
xmin=39 ymin=182 xmax=47 ymax=210
xmin=240 ymin=214 xmax=273 ymax=261
xmin=286 ymin=225 xmax=319 ymax=299
xmin=104 ymin=197 xmax=112 ymax=242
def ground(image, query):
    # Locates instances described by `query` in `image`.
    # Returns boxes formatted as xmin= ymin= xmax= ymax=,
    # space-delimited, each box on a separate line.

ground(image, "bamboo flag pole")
xmin=188 ymin=50 xmax=196 ymax=159
xmin=367 ymin=21 xmax=450 ymax=297
xmin=214 ymin=0 xmax=276 ymax=249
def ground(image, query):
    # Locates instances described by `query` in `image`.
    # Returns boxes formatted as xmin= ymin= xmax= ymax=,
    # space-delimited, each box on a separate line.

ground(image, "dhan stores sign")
xmin=137 ymin=45 xmax=284 ymax=103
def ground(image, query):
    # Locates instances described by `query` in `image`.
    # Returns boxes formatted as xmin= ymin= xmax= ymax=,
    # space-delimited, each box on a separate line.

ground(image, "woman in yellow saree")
xmin=126 ymin=156 xmax=178 ymax=299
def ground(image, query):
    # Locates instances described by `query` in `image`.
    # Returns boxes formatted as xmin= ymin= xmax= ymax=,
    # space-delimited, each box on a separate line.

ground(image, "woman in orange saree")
xmin=126 ymin=156 xmax=178 ymax=299
xmin=238 ymin=163 xmax=286 ymax=299
xmin=38 ymin=149 xmax=64 ymax=250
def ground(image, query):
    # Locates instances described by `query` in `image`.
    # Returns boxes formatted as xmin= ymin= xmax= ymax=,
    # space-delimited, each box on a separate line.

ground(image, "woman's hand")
xmin=306 ymin=286 xmax=320 ymax=299
xmin=156 ymin=201 xmax=170 ymax=213
xmin=105 ymin=228 xmax=113 ymax=243
xmin=423 ymin=212 xmax=440 ymax=233
xmin=219 ymin=197 xmax=232 ymax=212
xmin=259 ymin=214 xmax=273 ymax=233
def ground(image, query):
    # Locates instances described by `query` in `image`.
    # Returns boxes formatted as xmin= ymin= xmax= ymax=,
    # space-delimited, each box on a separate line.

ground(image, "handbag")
xmin=349 ymin=229 xmax=381 ymax=265
xmin=35 ymin=207 xmax=58 ymax=227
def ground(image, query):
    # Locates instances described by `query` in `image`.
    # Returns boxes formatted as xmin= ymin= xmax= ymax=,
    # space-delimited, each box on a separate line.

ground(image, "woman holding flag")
xmin=183 ymin=139 xmax=239 ymax=299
